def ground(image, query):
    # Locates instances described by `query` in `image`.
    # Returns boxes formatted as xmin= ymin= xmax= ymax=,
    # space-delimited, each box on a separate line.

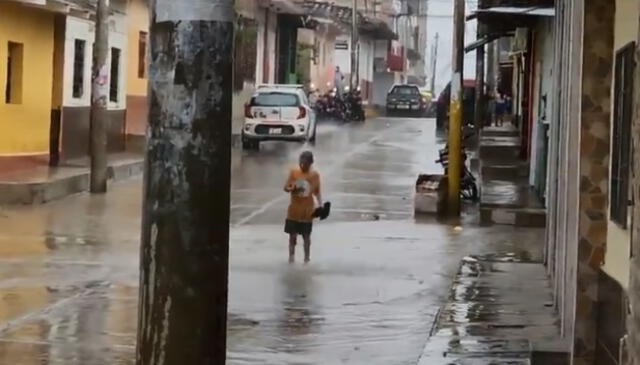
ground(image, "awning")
xmin=8 ymin=0 xmax=96 ymax=14
xmin=309 ymin=16 xmax=334 ymax=25
xmin=467 ymin=6 xmax=555 ymax=20
xmin=464 ymin=33 xmax=509 ymax=53
xmin=465 ymin=38 xmax=493 ymax=53
xmin=359 ymin=18 xmax=398 ymax=40
xmin=301 ymin=1 xmax=398 ymax=40
xmin=269 ymin=0 xmax=305 ymax=15
xmin=6 ymin=0 xmax=46 ymax=4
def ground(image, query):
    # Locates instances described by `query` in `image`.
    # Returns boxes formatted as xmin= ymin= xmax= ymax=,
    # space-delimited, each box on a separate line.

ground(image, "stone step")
xmin=479 ymin=145 xmax=521 ymax=162
xmin=419 ymin=335 xmax=532 ymax=364
xmin=480 ymin=207 xmax=547 ymax=227
xmin=482 ymin=164 xmax=530 ymax=180
xmin=482 ymin=126 xmax=520 ymax=138
xmin=480 ymin=179 xmax=541 ymax=209
xmin=479 ymin=135 xmax=522 ymax=162
xmin=532 ymin=351 xmax=570 ymax=365
xmin=418 ymin=357 xmax=531 ymax=365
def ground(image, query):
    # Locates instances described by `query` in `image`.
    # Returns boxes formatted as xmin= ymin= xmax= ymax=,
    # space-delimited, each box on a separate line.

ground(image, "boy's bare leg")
xmin=289 ymin=234 xmax=297 ymax=262
xmin=303 ymin=234 xmax=311 ymax=263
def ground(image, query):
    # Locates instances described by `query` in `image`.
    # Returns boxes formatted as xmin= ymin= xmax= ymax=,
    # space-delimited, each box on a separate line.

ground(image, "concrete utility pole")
xmin=474 ymin=25 xmax=486 ymax=133
xmin=136 ymin=0 xmax=234 ymax=364
xmin=447 ymin=0 xmax=465 ymax=216
xmin=486 ymin=39 xmax=496 ymax=125
xmin=90 ymin=0 xmax=109 ymax=193
xmin=430 ymin=32 xmax=439 ymax=94
xmin=351 ymin=0 xmax=359 ymax=89
xmin=486 ymin=40 xmax=495 ymax=89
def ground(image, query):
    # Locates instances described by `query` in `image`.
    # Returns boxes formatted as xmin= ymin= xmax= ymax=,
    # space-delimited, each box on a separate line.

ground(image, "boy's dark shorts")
xmin=285 ymin=219 xmax=313 ymax=236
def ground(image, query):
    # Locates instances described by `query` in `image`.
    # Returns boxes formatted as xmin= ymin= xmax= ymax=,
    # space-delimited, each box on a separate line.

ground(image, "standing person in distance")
xmin=284 ymin=151 xmax=322 ymax=263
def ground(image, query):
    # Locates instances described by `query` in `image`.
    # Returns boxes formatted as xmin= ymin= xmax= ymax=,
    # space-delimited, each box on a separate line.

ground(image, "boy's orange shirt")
xmin=285 ymin=167 xmax=321 ymax=222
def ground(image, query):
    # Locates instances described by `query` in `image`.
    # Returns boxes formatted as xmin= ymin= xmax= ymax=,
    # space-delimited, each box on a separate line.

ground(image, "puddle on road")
xmin=227 ymin=302 xmax=436 ymax=365
xmin=227 ymin=261 xmax=439 ymax=365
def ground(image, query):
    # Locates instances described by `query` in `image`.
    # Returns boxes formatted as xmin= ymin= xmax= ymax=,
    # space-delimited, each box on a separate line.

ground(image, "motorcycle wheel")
xmin=471 ymin=183 xmax=479 ymax=201
xmin=461 ymin=183 xmax=479 ymax=201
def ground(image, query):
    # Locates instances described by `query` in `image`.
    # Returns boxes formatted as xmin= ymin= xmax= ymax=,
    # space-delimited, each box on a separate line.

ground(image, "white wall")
xmin=253 ymin=6 xmax=277 ymax=85
xmin=265 ymin=10 xmax=277 ymax=84
xmin=63 ymin=16 xmax=93 ymax=107
xmin=546 ymin=0 xmax=584 ymax=339
xmin=62 ymin=14 xmax=127 ymax=110
xmin=335 ymin=35 xmax=351 ymax=74
xmin=306 ymin=25 xmax=337 ymax=92
xmin=529 ymin=19 xmax=555 ymax=188
xmin=603 ymin=0 xmax=638 ymax=290
xmin=358 ymin=39 xmax=374 ymax=83
xmin=108 ymin=13 xmax=128 ymax=110
xmin=254 ymin=8 xmax=265 ymax=85
xmin=334 ymin=34 xmax=375 ymax=85
xmin=232 ymin=4 xmax=276 ymax=136
xmin=373 ymin=72 xmax=395 ymax=106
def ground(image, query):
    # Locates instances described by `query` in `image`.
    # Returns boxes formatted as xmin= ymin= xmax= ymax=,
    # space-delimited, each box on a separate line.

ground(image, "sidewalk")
xmin=478 ymin=125 xmax=546 ymax=227
xmin=0 ymin=152 xmax=144 ymax=205
xmin=418 ymin=254 xmax=567 ymax=365
xmin=415 ymin=125 xmax=566 ymax=364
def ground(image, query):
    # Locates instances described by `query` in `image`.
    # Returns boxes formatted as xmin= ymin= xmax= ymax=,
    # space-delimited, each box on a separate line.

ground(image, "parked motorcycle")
xmin=316 ymin=88 xmax=346 ymax=121
xmin=344 ymin=88 xmax=365 ymax=122
xmin=435 ymin=133 xmax=479 ymax=201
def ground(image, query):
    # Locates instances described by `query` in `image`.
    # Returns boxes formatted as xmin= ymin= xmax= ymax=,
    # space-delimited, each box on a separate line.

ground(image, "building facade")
xmin=0 ymin=1 xmax=56 ymax=169
xmin=470 ymin=0 xmax=640 ymax=363
xmin=124 ymin=0 xmax=149 ymax=146
xmin=0 ymin=0 xmax=129 ymax=173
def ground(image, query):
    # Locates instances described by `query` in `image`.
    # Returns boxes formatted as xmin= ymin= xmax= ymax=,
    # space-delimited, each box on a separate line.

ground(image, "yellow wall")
xmin=603 ymin=0 xmax=639 ymax=290
xmin=126 ymin=0 xmax=149 ymax=97
xmin=0 ymin=3 xmax=54 ymax=155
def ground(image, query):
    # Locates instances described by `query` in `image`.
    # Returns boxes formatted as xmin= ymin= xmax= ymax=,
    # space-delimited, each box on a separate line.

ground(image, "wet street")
xmin=0 ymin=117 xmax=544 ymax=364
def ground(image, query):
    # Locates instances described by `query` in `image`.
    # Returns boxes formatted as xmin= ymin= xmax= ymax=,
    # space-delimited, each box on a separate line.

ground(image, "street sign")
xmin=335 ymin=40 xmax=349 ymax=50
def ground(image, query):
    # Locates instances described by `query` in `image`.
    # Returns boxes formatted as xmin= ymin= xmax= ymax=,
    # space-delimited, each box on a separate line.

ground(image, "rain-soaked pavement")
xmin=0 ymin=117 xmax=545 ymax=364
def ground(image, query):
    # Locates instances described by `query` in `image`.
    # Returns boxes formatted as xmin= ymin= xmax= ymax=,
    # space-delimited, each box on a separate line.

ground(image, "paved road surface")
xmin=0 ymin=118 xmax=543 ymax=364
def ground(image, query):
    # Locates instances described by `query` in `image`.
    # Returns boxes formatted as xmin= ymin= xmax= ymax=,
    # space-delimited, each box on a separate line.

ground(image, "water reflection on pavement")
xmin=0 ymin=118 xmax=544 ymax=364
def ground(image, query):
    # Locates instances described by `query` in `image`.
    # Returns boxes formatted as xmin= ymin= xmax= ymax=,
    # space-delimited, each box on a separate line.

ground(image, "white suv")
xmin=242 ymin=85 xmax=317 ymax=150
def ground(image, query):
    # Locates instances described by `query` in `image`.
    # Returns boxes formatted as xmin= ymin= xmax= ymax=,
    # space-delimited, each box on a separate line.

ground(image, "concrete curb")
xmin=0 ymin=158 xmax=144 ymax=205
xmin=480 ymin=207 xmax=547 ymax=228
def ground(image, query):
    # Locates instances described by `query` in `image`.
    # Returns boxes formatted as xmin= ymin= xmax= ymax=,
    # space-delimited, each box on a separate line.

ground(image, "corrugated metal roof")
xmin=474 ymin=6 xmax=555 ymax=17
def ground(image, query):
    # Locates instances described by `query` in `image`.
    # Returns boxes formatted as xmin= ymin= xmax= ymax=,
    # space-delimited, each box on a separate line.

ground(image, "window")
xmin=138 ymin=31 xmax=147 ymax=79
xmin=610 ymin=42 xmax=635 ymax=228
xmin=5 ymin=42 xmax=23 ymax=104
xmin=251 ymin=92 xmax=299 ymax=107
xmin=72 ymin=39 xmax=86 ymax=98
xmin=391 ymin=86 xmax=419 ymax=95
xmin=110 ymin=47 xmax=121 ymax=103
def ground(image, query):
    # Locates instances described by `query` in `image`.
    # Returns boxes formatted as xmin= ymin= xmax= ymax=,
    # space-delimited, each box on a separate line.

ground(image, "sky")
xmin=425 ymin=0 xmax=478 ymax=95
